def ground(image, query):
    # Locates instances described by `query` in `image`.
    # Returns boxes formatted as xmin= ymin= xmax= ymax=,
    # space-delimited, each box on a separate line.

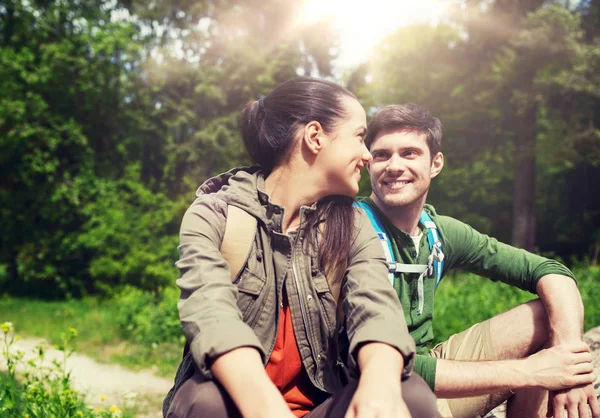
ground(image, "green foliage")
xmin=0 ymin=0 xmax=340 ymax=299
xmin=432 ymin=273 xmax=536 ymax=345
xmin=0 ymin=297 xmax=121 ymax=348
xmin=356 ymin=1 xmax=600 ymax=252
xmin=113 ymin=286 xmax=183 ymax=346
xmin=77 ymin=172 xmax=185 ymax=294
xmin=1 ymin=0 xmax=598 ymax=300
xmin=0 ymin=296 xmax=181 ymax=376
xmin=432 ymin=265 xmax=600 ymax=345
xmin=0 ymin=322 xmax=137 ymax=418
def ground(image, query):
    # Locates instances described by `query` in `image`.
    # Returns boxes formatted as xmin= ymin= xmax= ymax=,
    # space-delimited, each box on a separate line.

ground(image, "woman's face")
xmin=319 ymin=97 xmax=371 ymax=196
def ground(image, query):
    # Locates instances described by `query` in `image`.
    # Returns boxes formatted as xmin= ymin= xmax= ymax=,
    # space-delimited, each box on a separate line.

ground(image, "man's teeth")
xmin=385 ymin=181 xmax=409 ymax=186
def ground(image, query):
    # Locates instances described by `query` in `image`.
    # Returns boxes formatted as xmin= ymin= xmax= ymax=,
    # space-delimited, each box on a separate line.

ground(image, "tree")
xmin=356 ymin=1 xmax=600 ymax=253
xmin=0 ymin=0 xmax=340 ymax=297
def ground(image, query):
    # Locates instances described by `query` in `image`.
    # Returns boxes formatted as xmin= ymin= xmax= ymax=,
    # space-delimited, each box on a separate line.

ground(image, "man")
xmin=361 ymin=103 xmax=599 ymax=418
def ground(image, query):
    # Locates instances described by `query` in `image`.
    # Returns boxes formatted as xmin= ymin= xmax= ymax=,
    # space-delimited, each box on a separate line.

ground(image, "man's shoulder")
xmin=423 ymin=204 xmax=461 ymax=227
xmin=422 ymin=204 xmax=480 ymax=246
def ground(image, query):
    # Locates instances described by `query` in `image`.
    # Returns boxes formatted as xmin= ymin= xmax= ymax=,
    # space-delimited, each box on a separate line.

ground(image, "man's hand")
xmin=548 ymin=384 xmax=600 ymax=418
xmin=525 ymin=342 xmax=596 ymax=391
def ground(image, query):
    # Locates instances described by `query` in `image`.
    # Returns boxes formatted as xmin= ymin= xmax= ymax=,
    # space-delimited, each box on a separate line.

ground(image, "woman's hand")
xmin=345 ymin=378 xmax=411 ymax=418
xmin=211 ymin=347 xmax=295 ymax=418
xmin=345 ymin=342 xmax=411 ymax=418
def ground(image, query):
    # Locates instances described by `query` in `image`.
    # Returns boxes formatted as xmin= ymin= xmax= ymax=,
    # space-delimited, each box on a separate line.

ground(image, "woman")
xmin=163 ymin=77 xmax=438 ymax=418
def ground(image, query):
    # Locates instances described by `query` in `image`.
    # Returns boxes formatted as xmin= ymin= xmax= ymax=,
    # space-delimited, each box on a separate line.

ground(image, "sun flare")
xmin=300 ymin=0 xmax=451 ymax=68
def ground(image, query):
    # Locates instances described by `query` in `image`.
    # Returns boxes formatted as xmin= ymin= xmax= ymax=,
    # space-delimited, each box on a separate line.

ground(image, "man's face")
xmin=368 ymin=130 xmax=443 ymax=210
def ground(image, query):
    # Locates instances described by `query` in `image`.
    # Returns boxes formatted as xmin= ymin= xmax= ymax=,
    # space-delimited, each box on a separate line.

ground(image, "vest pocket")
xmin=311 ymin=272 xmax=337 ymax=336
xmin=236 ymin=268 xmax=265 ymax=323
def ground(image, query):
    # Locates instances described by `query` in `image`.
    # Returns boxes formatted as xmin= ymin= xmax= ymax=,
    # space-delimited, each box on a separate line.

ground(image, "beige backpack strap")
xmin=220 ymin=205 xmax=257 ymax=282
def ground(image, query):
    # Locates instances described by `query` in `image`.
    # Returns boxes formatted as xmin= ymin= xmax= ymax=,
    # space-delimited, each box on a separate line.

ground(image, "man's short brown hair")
xmin=365 ymin=104 xmax=442 ymax=157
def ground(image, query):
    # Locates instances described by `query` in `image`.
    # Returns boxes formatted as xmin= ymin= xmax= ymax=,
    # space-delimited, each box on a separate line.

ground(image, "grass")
xmin=1 ymin=265 xmax=598 ymax=378
xmin=0 ymin=322 xmax=139 ymax=417
xmin=433 ymin=265 xmax=600 ymax=345
xmin=0 ymin=297 xmax=181 ymax=378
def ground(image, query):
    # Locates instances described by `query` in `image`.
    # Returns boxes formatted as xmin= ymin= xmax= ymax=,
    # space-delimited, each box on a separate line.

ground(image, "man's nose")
xmin=385 ymin=154 xmax=405 ymax=173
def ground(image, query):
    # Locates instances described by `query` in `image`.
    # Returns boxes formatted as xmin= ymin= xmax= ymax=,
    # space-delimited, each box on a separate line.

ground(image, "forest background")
xmin=1 ymin=0 xmax=599 ymax=391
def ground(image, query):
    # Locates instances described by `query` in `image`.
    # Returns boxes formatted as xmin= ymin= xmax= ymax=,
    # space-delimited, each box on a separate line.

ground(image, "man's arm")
xmin=536 ymin=274 xmax=583 ymax=344
xmin=434 ymin=341 xmax=595 ymax=398
xmin=536 ymin=274 xmax=600 ymax=418
xmin=434 ymin=274 xmax=599 ymax=418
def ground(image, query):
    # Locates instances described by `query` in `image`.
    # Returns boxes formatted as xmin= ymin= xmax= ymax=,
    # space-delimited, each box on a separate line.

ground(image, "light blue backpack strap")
xmin=420 ymin=210 xmax=445 ymax=288
xmin=355 ymin=201 xmax=395 ymax=285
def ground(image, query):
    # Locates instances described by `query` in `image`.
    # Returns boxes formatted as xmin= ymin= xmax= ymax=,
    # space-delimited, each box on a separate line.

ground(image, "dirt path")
xmin=2 ymin=336 xmax=173 ymax=417
xmin=5 ymin=328 xmax=600 ymax=418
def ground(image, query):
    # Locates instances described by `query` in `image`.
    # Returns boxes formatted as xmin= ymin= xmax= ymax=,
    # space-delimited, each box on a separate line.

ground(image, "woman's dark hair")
xmin=241 ymin=76 xmax=358 ymax=286
xmin=241 ymin=76 xmax=357 ymax=172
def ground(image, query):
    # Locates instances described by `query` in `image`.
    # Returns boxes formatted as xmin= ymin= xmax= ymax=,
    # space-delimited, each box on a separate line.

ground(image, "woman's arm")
xmin=176 ymin=197 xmax=266 ymax=377
xmin=345 ymin=343 xmax=411 ymax=418
xmin=342 ymin=208 xmax=416 ymax=377
xmin=211 ymin=347 xmax=294 ymax=418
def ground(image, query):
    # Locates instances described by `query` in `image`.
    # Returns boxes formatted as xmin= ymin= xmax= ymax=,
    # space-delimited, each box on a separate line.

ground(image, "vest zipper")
xmin=291 ymin=234 xmax=326 ymax=391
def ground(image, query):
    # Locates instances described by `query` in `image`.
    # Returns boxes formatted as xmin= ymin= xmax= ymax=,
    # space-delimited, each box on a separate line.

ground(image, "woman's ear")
xmin=303 ymin=121 xmax=325 ymax=155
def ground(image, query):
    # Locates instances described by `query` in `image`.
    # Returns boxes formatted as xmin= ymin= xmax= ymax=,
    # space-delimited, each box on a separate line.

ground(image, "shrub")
xmin=0 ymin=322 xmax=136 ymax=418
xmin=432 ymin=266 xmax=600 ymax=345
xmin=113 ymin=286 xmax=182 ymax=346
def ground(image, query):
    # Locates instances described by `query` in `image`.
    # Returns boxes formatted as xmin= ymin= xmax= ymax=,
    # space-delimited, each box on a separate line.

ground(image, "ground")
xmin=4 ymin=336 xmax=173 ymax=418
xmin=4 ymin=327 xmax=600 ymax=418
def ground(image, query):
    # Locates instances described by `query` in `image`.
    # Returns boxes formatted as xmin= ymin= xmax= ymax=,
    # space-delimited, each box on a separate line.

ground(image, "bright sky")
xmin=299 ymin=0 xmax=451 ymax=69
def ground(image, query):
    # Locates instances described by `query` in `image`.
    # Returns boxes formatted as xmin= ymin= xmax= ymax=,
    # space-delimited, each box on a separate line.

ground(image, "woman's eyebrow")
xmin=355 ymin=127 xmax=367 ymax=136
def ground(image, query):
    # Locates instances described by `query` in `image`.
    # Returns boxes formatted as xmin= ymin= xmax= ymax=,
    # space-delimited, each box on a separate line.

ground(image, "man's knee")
xmin=490 ymin=298 xmax=550 ymax=359
xmin=402 ymin=373 xmax=440 ymax=418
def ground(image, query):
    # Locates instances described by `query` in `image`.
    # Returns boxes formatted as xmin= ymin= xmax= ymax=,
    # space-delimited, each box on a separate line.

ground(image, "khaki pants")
xmin=430 ymin=320 xmax=514 ymax=418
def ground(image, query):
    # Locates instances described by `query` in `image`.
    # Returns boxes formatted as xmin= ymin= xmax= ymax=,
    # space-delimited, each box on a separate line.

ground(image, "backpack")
xmin=355 ymin=201 xmax=445 ymax=315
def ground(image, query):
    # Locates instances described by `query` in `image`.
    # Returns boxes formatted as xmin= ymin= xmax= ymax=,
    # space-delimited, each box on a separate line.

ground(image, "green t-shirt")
xmin=360 ymin=198 xmax=575 ymax=390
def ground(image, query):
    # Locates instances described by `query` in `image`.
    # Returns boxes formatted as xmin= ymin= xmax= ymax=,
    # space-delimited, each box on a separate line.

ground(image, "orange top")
xmin=265 ymin=292 xmax=321 ymax=417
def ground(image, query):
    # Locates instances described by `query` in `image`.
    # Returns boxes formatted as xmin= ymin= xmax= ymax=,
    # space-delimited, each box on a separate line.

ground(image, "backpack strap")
xmin=356 ymin=202 xmax=445 ymax=316
xmin=221 ymin=205 xmax=257 ymax=282
xmin=419 ymin=210 xmax=444 ymax=288
xmin=183 ymin=204 xmax=256 ymax=359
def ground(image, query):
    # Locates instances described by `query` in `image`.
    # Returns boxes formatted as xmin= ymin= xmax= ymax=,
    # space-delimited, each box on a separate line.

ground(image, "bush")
xmin=113 ymin=286 xmax=182 ymax=346
xmin=77 ymin=174 xmax=185 ymax=295
xmin=5 ymin=167 xmax=186 ymax=299
xmin=0 ymin=322 xmax=137 ymax=418
xmin=432 ymin=265 xmax=600 ymax=345
xmin=572 ymin=265 xmax=600 ymax=332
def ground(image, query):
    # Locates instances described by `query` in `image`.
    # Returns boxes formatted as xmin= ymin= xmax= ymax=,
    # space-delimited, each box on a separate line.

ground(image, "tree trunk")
xmin=511 ymin=101 xmax=537 ymax=251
